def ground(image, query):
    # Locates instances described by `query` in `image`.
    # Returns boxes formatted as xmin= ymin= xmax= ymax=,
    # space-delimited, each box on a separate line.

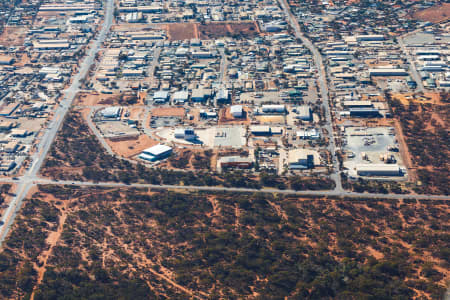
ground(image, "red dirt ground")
xmin=198 ymin=22 xmax=261 ymax=40
xmin=413 ymin=3 xmax=450 ymax=23
xmin=166 ymin=23 xmax=199 ymax=40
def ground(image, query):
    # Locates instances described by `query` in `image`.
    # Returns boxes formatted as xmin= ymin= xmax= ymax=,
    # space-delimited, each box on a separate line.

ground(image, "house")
xmin=296 ymin=128 xmax=320 ymax=139
xmin=191 ymin=88 xmax=209 ymax=102
xmin=0 ymin=160 xmax=16 ymax=171
xmin=4 ymin=141 xmax=19 ymax=153
xmin=262 ymin=105 xmax=285 ymax=114
xmin=216 ymin=89 xmax=230 ymax=103
xmin=369 ymin=68 xmax=407 ymax=76
xmin=0 ymin=56 xmax=14 ymax=65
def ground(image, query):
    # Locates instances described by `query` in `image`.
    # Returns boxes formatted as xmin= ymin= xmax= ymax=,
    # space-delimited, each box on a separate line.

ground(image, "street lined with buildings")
xmin=0 ymin=0 xmax=115 ymax=245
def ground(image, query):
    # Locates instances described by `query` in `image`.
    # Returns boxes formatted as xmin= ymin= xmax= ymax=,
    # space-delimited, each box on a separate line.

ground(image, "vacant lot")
xmin=0 ymin=186 xmax=448 ymax=299
xmin=107 ymin=134 xmax=159 ymax=158
xmin=151 ymin=107 xmax=185 ymax=117
xmin=165 ymin=22 xmax=261 ymax=40
xmin=0 ymin=184 xmax=12 ymax=217
xmin=389 ymin=94 xmax=449 ymax=195
xmin=413 ymin=3 xmax=450 ymax=23
xmin=0 ymin=26 xmax=27 ymax=46
xmin=166 ymin=23 xmax=198 ymax=40
xmin=198 ymin=22 xmax=261 ymax=40
xmin=75 ymin=92 xmax=143 ymax=106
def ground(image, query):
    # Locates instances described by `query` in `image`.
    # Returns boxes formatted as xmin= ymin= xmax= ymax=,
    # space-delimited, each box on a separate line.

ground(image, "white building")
xmin=288 ymin=149 xmax=320 ymax=169
xmin=296 ymin=128 xmax=320 ymax=139
xmin=153 ymin=91 xmax=169 ymax=103
xmin=295 ymin=105 xmax=312 ymax=121
xmin=262 ymin=105 xmax=285 ymax=114
xmin=139 ymin=144 xmax=172 ymax=161
xmin=230 ymin=105 xmax=243 ymax=118
xmin=369 ymin=68 xmax=408 ymax=76
xmin=355 ymin=164 xmax=402 ymax=176
xmin=174 ymin=128 xmax=196 ymax=140
xmin=100 ymin=107 xmax=122 ymax=119
xmin=173 ymin=91 xmax=189 ymax=104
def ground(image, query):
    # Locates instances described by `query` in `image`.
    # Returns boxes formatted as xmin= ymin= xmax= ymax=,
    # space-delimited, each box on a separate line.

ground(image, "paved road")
xmin=278 ymin=0 xmax=342 ymax=192
xmin=214 ymin=47 xmax=228 ymax=106
xmin=0 ymin=176 xmax=448 ymax=200
xmin=398 ymin=38 xmax=424 ymax=92
xmin=4 ymin=178 xmax=446 ymax=201
xmin=218 ymin=48 xmax=228 ymax=86
xmin=0 ymin=0 xmax=115 ymax=246
xmin=86 ymin=107 xmax=115 ymax=156
xmin=148 ymin=47 xmax=161 ymax=82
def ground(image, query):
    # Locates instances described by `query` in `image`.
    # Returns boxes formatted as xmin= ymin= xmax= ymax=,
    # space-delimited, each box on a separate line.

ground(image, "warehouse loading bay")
xmin=341 ymin=126 xmax=408 ymax=180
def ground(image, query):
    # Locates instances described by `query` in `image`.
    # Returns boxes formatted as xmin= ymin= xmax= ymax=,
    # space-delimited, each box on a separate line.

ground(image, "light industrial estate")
xmin=0 ymin=0 xmax=447 ymax=234
xmin=0 ymin=0 xmax=448 ymax=299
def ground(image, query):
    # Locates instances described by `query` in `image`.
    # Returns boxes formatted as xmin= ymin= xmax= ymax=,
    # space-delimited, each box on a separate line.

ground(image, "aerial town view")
xmin=0 ymin=0 xmax=448 ymax=298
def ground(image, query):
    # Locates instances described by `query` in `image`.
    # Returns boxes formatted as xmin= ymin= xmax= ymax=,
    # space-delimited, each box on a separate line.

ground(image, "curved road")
xmin=0 ymin=0 xmax=115 ymax=246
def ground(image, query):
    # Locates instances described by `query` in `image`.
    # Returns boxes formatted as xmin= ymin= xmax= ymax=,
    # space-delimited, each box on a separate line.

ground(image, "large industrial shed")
xmin=356 ymin=164 xmax=402 ymax=176
xmin=100 ymin=107 xmax=122 ymax=119
xmin=153 ymin=91 xmax=169 ymax=103
xmin=230 ymin=105 xmax=243 ymax=118
xmin=262 ymin=105 xmax=286 ymax=114
xmin=288 ymin=149 xmax=320 ymax=169
xmin=173 ymin=91 xmax=189 ymax=104
xmin=369 ymin=68 xmax=408 ymax=76
xmin=138 ymin=144 xmax=172 ymax=162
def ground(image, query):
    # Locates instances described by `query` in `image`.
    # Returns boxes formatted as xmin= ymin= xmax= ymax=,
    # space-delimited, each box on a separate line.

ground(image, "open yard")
xmin=413 ymin=3 xmax=450 ymax=23
xmin=389 ymin=94 xmax=449 ymax=194
xmin=151 ymin=107 xmax=185 ymax=117
xmin=107 ymin=134 xmax=159 ymax=158
xmin=198 ymin=22 xmax=261 ymax=40
xmin=0 ymin=26 xmax=27 ymax=46
xmin=75 ymin=92 xmax=143 ymax=106
xmin=165 ymin=22 xmax=261 ymax=40
xmin=166 ymin=23 xmax=198 ymax=40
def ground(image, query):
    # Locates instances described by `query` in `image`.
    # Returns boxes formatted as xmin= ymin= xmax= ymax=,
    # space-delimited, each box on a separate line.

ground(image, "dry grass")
xmin=151 ymin=107 xmax=185 ymax=117
xmin=107 ymin=134 xmax=159 ymax=158
xmin=0 ymin=26 xmax=27 ymax=46
xmin=413 ymin=3 xmax=450 ymax=23
xmin=198 ymin=22 xmax=261 ymax=40
xmin=166 ymin=23 xmax=199 ymax=40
